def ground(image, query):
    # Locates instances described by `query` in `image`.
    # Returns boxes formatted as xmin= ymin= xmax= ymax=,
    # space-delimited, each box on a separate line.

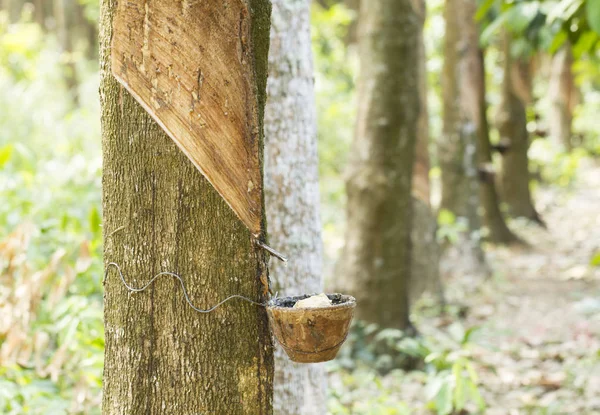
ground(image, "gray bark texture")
xmin=410 ymin=0 xmax=442 ymax=305
xmin=264 ymin=0 xmax=327 ymax=413
xmin=440 ymin=0 xmax=480 ymax=229
xmin=100 ymin=1 xmax=274 ymax=414
xmin=498 ymin=36 xmax=542 ymax=224
xmin=340 ymin=0 xmax=420 ymax=329
xmin=439 ymin=0 xmax=487 ymax=272
xmin=459 ymin=0 xmax=517 ymax=244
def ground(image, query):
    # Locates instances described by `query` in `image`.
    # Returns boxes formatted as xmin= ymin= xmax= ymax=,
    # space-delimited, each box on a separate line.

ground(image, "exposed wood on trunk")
xmin=111 ymin=0 xmax=270 ymax=236
xmin=341 ymin=0 xmax=419 ymax=329
xmin=101 ymin=0 xmax=274 ymax=413
xmin=498 ymin=35 xmax=543 ymax=225
xmin=264 ymin=0 xmax=326 ymax=413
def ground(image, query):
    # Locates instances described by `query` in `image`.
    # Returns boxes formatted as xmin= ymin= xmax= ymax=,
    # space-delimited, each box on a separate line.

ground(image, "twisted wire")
xmin=104 ymin=262 xmax=266 ymax=313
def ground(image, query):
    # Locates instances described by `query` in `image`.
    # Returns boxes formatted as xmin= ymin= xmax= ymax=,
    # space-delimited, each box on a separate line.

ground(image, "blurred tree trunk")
xmin=440 ymin=0 xmax=480 ymax=227
xmin=54 ymin=0 xmax=79 ymax=104
xmin=2 ymin=0 xmax=24 ymax=22
xmin=410 ymin=0 xmax=443 ymax=305
xmin=264 ymin=0 xmax=326 ymax=413
xmin=549 ymin=44 xmax=576 ymax=151
xmin=440 ymin=0 xmax=486 ymax=270
xmin=74 ymin=0 xmax=99 ymax=60
xmin=461 ymin=0 xmax=518 ymax=244
xmin=100 ymin=1 xmax=274 ymax=414
xmin=32 ymin=0 xmax=45 ymax=28
xmin=341 ymin=0 xmax=419 ymax=329
xmin=498 ymin=36 xmax=543 ymax=224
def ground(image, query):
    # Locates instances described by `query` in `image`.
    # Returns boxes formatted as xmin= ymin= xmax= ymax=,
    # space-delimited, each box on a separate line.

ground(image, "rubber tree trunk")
xmin=340 ymin=0 xmax=419 ymax=329
xmin=460 ymin=0 xmax=518 ymax=244
xmin=440 ymin=0 xmax=480 ymax=228
xmin=440 ymin=0 xmax=487 ymax=270
xmin=264 ymin=0 xmax=326 ymax=413
xmin=54 ymin=0 xmax=79 ymax=105
xmin=100 ymin=1 xmax=274 ymax=414
xmin=549 ymin=44 xmax=576 ymax=151
xmin=410 ymin=0 xmax=443 ymax=305
xmin=497 ymin=36 xmax=542 ymax=224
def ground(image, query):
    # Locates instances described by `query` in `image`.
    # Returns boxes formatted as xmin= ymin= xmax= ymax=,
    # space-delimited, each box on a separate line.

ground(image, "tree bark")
xmin=459 ymin=0 xmax=518 ymax=244
xmin=340 ymin=0 xmax=419 ymax=329
xmin=410 ymin=0 xmax=443 ymax=305
xmin=498 ymin=35 xmax=543 ymax=224
xmin=439 ymin=0 xmax=487 ymax=270
xmin=54 ymin=0 xmax=79 ymax=105
xmin=440 ymin=0 xmax=480 ymax=229
xmin=264 ymin=0 xmax=326 ymax=413
xmin=549 ymin=44 xmax=576 ymax=151
xmin=100 ymin=0 xmax=274 ymax=414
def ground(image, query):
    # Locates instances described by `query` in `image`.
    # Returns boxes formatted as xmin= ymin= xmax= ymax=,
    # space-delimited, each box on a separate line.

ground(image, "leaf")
xmin=88 ymin=205 xmax=101 ymax=235
xmin=480 ymin=13 xmax=507 ymax=46
xmin=476 ymin=0 xmax=497 ymax=22
xmin=453 ymin=361 xmax=466 ymax=411
xmin=549 ymin=30 xmax=568 ymax=54
xmin=438 ymin=209 xmax=456 ymax=226
xmin=0 ymin=144 xmax=13 ymax=168
xmin=467 ymin=378 xmax=486 ymax=411
xmin=591 ymin=252 xmax=600 ymax=267
xmin=435 ymin=380 xmax=453 ymax=415
xmin=587 ymin=0 xmax=600 ymax=34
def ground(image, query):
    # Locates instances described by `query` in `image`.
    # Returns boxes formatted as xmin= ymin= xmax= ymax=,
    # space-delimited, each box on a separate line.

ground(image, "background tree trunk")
xmin=54 ymin=0 xmax=79 ymax=104
xmin=498 ymin=36 xmax=542 ymax=224
xmin=410 ymin=0 xmax=443 ymax=305
xmin=440 ymin=0 xmax=487 ymax=271
xmin=549 ymin=44 xmax=576 ymax=151
xmin=460 ymin=0 xmax=518 ymax=244
xmin=440 ymin=0 xmax=480 ymax=229
xmin=100 ymin=0 xmax=274 ymax=413
xmin=340 ymin=0 xmax=419 ymax=329
xmin=264 ymin=0 xmax=326 ymax=413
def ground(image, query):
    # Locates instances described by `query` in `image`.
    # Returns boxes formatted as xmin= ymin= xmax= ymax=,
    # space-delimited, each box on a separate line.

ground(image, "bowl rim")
xmin=266 ymin=293 xmax=356 ymax=311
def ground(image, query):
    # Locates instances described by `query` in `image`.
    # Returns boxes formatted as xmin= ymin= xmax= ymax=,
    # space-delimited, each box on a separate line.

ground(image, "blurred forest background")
xmin=0 ymin=0 xmax=600 ymax=414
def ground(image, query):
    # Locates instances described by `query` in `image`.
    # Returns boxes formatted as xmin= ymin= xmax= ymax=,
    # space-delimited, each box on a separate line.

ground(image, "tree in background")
xmin=264 ymin=0 xmax=326 ymax=413
xmin=497 ymin=34 xmax=543 ymax=224
xmin=410 ymin=0 xmax=443 ymax=304
xmin=340 ymin=0 xmax=420 ymax=329
xmin=549 ymin=43 xmax=577 ymax=151
xmin=461 ymin=0 xmax=518 ymax=244
xmin=440 ymin=0 xmax=487 ymax=269
xmin=100 ymin=0 xmax=274 ymax=413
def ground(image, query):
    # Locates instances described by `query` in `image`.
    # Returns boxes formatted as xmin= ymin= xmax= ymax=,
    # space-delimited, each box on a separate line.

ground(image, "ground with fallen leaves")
xmin=328 ymin=160 xmax=600 ymax=414
xmin=440 ymin=159 xmax=600 ymax=413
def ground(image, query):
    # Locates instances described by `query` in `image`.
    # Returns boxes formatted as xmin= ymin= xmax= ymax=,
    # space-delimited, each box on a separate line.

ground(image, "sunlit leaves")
xmin=0 ymin=143 xmax=13 ymax=168
xmin=588 ymin=0 xmax=600 ymax=34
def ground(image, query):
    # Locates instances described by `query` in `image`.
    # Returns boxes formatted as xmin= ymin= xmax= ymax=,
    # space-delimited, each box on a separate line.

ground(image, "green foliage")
xmin=478 ymin=0 xmax=600 ymax=57
xmin=587 ymin=0 xmax=600 ymax=34
xmin=436 ymin=209 xmax=469 ymax=244
xmin=529 ymin=140 xmax=588 ymax=186
xmin=77 ymin=0 xmax=100 ymax=23
xmin=312 ymin=2 xmax=356 ymax=221
xmin=330 ymin=321 xmax=487 ymax=414
xmin=0 ymin=16 xmax=102 ymax=414
xmin=590 ymin=252 xmax=600 ymax=266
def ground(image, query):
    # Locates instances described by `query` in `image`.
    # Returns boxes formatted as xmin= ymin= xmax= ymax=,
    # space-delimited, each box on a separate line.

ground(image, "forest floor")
xmin=436 ymin=159 xmax=600 ymax=414
xmin=329 ymin=159 xmax=600 ymax=414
